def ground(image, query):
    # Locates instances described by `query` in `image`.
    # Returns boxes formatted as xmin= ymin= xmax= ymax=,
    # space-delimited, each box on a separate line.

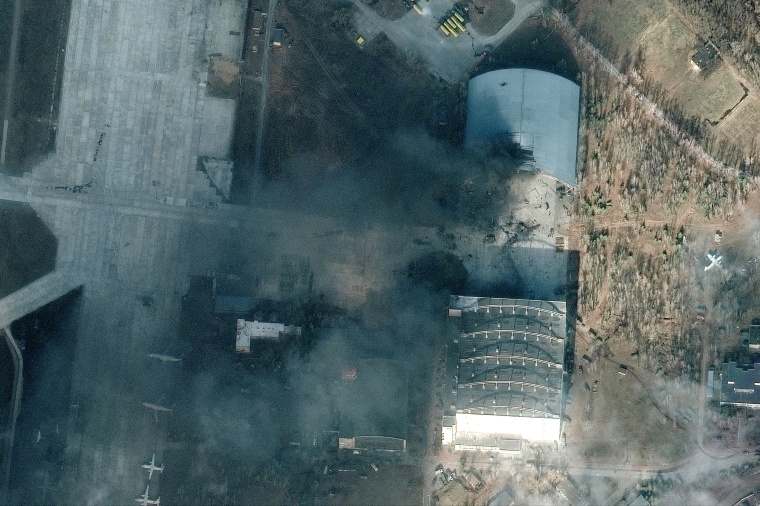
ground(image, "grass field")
xmin=637 ymin=12 xmax=746 ymax=123
xmin=718 ymin=95 xmax=760 ymax=150
xmin=566 ymin=349 xmax=692 ymax=465
xmin=639 ymin=14 xmax=695 ymax=91
xmin=674 ymin=66 xmax=747 ymax=123
xmin=575 ymin=0 xmax=668 ymax=58
xmin=2 ymin=0 xmax=71 ymax=171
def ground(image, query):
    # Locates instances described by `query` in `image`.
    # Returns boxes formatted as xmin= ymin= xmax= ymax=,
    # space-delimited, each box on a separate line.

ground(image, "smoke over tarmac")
xmin=160 ymin=125 xmax=584 ymax=504
xmin=169 ymin=277 xmax=448 ymax=502
xmin=254 ymin=128 xmax=521 ymax=230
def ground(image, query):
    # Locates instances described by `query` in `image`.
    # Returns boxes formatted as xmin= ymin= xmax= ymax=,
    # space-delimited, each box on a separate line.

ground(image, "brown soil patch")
xmin=469 ymin=0 xmax=515 ymax=37
xmin=207 ymin=58 xmax=240 ymax=99
xmin=212 ymin=59 xmax=240 ymax=85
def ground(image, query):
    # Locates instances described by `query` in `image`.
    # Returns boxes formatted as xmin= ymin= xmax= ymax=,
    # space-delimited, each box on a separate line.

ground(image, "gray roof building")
xmin=628 ymin=494 xmax=651 ymax=506
xmin=691 ymin=42 xmax=719 ymax=70
xmin=465 ymin=69 xmax=580 ymax=187
xmin=721 ymin=361 xmax=760 ymax=407
xmin=443 ymin=296 xmax=566 ymax=448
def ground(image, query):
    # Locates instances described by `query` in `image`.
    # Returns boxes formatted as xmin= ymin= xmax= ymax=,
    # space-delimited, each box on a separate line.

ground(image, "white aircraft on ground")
xmin=147 ymin=353 xmax=181 ymax=363
xmin=142 ymin=402 xmax=172 ymax=421
xmin=705 ymin=253 xmax=723 ymax=271
xmin=142 ymin=453 xmax=164 ymax=479
xmin=135 ymin=485 xmax=160 ymax=506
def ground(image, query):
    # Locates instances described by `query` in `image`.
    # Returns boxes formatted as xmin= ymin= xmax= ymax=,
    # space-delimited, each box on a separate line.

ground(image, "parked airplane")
xmin=147 ymin=353 xmax=181 ymax=363
xmin=142 ymin=402 xmax=172 ymax=421
xmin=705 ymin=253 xmax=723 ymax=271
xmin=142 ymin=453 xmax=164 ymax=479
xmin=135 ymin=485 xmax=160 ymax=506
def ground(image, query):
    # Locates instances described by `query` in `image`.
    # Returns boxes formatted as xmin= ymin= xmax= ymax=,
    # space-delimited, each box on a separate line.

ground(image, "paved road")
xmin=252 ymin=0 xmax=279 ymax=203
xmin=0 ymin=329 xmax=22 ymax=503
xmin=0 ymin=271 xmax=82 ymax=330
xmin=352 ymin=0 xmax=546 ymax=83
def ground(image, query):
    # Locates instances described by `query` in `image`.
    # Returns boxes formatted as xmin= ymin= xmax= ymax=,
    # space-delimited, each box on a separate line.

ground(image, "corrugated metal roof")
xmin=465 ymin=69 xmax=580 ymax=187
xmin=449 ymin=296 xmax=566 ymax=419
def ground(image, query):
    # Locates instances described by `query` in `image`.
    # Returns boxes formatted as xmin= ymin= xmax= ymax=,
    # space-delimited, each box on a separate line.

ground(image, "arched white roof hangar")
xmin=465 ymin=69 xmax=581 ymax=187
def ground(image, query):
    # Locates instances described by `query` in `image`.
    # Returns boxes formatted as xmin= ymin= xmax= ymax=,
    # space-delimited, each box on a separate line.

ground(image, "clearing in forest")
xmin=572 ymin=0 xmax=755 ymax=154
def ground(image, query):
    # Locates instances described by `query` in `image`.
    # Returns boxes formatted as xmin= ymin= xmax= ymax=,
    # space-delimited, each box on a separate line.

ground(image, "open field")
xmin=718 ymin=95 xmax=760 ymax=150
xmin=638 ymin=13 xmax=695 ymax=91
xmin=358 ymin=0 xmax=408 ymax=20
xmin=6 ymin=292 xmax=80 ymax=505
xmin=261 ymin=0 xmax=448 ymax=177
xmin=479 ymin=18 xmax=580 ymax=82
xmin=673 ymin=66 xmax=747 ymax=124
xmin=566 ymin=331 xmax=693 ymax=465
xmin=574 ymin=0 xmax=667 ymax=58
xmin=0 ymin=0 xmax=11 ymax=119
xmin=557 ymin=10 xmax=760 ymax=494
xmin=570 ymin=0 xmax=758 ymax=155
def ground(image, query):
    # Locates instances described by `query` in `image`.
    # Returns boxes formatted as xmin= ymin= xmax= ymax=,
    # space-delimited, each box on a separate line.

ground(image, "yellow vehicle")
xmin=445 ymin=18 xmax=458 ymax=32
xmin=412 ymin=2 xmax=423 ymax=15
xmin=454 ymin=11 xmax=465 ymax=23
xmin=438 ymin=24 xmax=451 ymax=36
xmin=452 ymin=17 xmax=466 ymax=32
xmin=356 ymin=35 xmax=366 ymax=47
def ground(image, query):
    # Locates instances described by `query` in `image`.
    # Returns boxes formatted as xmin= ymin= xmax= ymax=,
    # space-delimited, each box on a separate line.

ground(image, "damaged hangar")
xmin=465 ymin=68 xmax=581 ymax=188
xmin=442 ymin=296 xmax=566 ymax=451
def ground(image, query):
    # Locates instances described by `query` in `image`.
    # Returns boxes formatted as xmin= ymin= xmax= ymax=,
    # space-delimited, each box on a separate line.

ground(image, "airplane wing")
xmin=136 ymin=485 xmax=150 ymax=505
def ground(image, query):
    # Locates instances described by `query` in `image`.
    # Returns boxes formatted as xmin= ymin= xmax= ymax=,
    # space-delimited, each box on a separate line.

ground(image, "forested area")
xmin=574 ymin=61 xmax=749 ymax=375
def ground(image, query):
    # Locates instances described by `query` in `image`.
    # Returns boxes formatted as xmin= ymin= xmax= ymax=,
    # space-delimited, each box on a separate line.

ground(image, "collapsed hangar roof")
xmin=446 ymin=297 xmax=566 ymax=420
xmin=465 ymin=69 xmax=581 ymax=187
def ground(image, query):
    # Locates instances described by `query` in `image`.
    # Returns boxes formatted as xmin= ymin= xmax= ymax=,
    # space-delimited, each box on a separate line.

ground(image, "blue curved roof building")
xmin=465 ymin=69 xmax=581 ymax=187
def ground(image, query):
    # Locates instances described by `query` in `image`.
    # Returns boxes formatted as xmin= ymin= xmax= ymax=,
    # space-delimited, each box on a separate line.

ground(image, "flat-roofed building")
xmin=442 ymin=296 xmax=566 ymax=450
xmin=235 ymin=319 xmax=301 ymax=353
xmin=720 ymin=361 xmax=760 ymax=408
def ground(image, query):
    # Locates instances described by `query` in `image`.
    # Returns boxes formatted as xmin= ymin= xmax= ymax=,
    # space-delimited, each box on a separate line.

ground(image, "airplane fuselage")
xmin=142 ymin=402 xmax=171 ymax=412
xmin=147 ymin=353 xmax=181 ymax=362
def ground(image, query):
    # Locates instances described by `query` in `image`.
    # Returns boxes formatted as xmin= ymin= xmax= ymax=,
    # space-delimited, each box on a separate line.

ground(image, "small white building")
xmin=235 ymin=319 xmax=301 ymax=353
